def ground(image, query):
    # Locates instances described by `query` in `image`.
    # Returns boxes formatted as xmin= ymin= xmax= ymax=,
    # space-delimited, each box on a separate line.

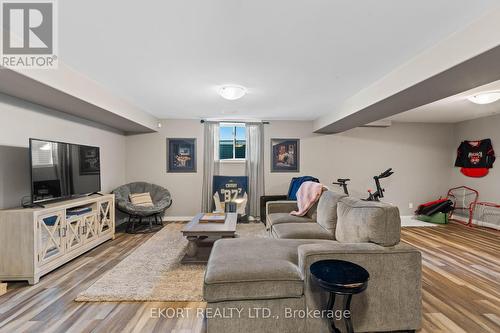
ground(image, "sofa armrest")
xmin=266 ymin=200 xmax=298 ymax=215
xmin=260 ymin=195 xmax=288 ymax=221
xmin=298 ymin=242 xmax=422 ymax=332
xmin=297 ymin=242 xmax=420 ymax=276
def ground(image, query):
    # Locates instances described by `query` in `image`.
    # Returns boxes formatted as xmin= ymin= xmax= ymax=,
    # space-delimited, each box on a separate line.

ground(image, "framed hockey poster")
xmin=167 ymin=138 xmax=196 ymax=173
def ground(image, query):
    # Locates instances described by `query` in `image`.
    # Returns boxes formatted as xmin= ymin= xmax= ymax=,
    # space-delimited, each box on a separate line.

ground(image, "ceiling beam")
xmin=314 ymin=7 xmax=500 ymax=134
xmin=0 ymin=63 xmax=159 ymax=134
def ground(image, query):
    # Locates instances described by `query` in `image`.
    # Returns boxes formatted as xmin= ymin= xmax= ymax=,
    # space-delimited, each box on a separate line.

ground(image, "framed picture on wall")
xmin=167 ymin=138 xmax=197 ymax=173
xmin=79 ymin=146 xmax=101 ymax=175
xmin=271 ymin=138 xmax=300 ymax=172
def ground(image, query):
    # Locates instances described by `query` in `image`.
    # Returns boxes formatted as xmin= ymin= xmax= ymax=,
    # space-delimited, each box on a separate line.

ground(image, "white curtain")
xmin=201 ymin=122 xmax=220 ymax=212
xmin=245 ymin=123 xmax=265 ymax=219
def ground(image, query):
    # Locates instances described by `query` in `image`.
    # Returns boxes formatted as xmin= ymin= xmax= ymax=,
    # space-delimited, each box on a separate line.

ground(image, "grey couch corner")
xmin=267 ymin=191 xmax=346 ymax=239
xmin=204 ymin=190 xmax=422 ymax=333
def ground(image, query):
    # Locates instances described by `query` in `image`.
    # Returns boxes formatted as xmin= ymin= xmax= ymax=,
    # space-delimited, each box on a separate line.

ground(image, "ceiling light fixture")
xmin=467 ymin=91 xmax=500 ymax=105
xmin=219 ymin=85 xmax=247 ymax=100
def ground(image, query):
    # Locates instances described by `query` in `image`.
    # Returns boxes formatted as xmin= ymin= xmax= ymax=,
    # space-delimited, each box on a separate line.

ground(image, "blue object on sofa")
xmin=287 ymin=176 xmax=320 ymax=200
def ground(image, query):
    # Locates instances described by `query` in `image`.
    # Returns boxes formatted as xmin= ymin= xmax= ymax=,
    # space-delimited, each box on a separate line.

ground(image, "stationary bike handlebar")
xmin=366 ymin=168 xmax=394 ymax=201
xmin=332 ymin=179 xmax=350 ymax=195
xmin=377 ymin=168 xmax=393 ymax=179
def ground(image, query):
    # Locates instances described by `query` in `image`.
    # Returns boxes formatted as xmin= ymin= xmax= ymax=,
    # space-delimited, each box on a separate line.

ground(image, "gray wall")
xmin=6 ymin=96 xmax=493 ymax=217
xmin=126 ymin=119 xmax=455 ymax=216
xmin=125 ymin=119 xmax=248 ymax=216
xmin=125 ymin=120 xmax=204 ymax=216
xmin=451 ymin=114 xmax=500 ymax=203
xmin=0 ymin=94 xmax=127 ymax=209
xmin=0 ymin=146 xmax=30 ymax=209
xmin=264 ymin=121 xmax=455 ymax=215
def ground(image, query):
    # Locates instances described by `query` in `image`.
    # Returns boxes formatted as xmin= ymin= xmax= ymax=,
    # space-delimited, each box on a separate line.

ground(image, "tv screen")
xmin=30 ymin=139 xmax=101 ymax=203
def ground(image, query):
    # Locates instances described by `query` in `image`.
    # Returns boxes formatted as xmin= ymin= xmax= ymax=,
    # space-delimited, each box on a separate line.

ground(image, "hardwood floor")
xmin=0 ymin=228 xmax=206 ymax=333
xmin=401 ymin=223 xmax=500 ymax=333
xmin=0 ymin=222 xmax=498 ymax=332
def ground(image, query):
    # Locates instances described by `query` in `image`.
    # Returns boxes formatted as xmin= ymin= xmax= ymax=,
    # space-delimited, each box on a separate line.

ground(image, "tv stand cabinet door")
xmin=66 ymin=217 xmax=85 ymax=252
xmin=98 ymin=199 xmax=114 ymax=237
xmin=82 ymin=214 xmax=99 ymax=244
xmin=36 ymin=211 xmax=65 ymax=266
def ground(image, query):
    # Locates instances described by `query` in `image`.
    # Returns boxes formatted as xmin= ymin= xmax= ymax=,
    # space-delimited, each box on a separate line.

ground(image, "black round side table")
xmin=310 ymin=259 xmax=370 ymax=333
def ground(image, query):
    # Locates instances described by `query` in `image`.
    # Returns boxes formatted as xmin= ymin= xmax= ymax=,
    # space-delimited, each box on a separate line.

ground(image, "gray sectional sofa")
xmin=203 ymin=190 xmax=422 ymax=333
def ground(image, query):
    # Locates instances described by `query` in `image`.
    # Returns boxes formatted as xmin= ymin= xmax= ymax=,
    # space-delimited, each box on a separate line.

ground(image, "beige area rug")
xmin=75 ymin=222 xmax=267 ymax=302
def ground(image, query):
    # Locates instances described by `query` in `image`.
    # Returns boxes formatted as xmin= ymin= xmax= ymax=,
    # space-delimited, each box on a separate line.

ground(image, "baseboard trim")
xmin=163 ymin=216 xmax=194 ymax=222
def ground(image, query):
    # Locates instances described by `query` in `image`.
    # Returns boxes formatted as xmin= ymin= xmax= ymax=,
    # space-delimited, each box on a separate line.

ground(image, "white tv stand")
xmin=0 ymin=194 xmax=115 ymax=284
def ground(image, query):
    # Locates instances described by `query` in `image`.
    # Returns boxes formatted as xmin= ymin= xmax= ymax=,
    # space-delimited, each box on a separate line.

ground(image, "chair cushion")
xmin=336 ymin=197 xmax=401 ymax=246
xmin=113 ymin=182 xmax=172 ymax=216
xmin=204 ymin=238 xmax=330 ymax=302
xmin=129 ymin=192 xmax=154 ymax=207
xmin=316 ymin=191 xmax=346 ymax=235
xmin=272 ymin=223 xmax=334 ymax=240
xmin=267 ymin=213 xmax=314 ymax=228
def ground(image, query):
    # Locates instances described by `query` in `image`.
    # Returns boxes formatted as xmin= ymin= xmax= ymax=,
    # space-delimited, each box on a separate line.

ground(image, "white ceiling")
xmin=389 ymin=80 xmax=500 ymax=123
xmin=59 ymin=0 xmax=499 ymax=120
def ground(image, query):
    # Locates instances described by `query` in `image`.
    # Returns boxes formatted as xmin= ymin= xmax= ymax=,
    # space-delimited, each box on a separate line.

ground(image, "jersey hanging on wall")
xmin=212 ymin=176 xmax=248 ymax=216
xmin=455 ymin=139 xmax=495 ymax=177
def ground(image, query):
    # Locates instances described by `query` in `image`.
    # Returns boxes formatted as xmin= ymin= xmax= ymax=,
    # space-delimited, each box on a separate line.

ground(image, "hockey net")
xmin=471 ymin=202 xmax=500 ymax=230
xmin=447 ymin=186 xmax=479 ymax=226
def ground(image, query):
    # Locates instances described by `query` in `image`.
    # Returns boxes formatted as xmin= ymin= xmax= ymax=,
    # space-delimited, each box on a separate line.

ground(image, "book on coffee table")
xmin=199 ymin=212 xmax=226 ymax=223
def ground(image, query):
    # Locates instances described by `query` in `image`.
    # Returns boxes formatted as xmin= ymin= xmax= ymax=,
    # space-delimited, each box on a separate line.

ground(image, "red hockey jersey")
xmin=455 ymin=139 xmax=495 ymax=177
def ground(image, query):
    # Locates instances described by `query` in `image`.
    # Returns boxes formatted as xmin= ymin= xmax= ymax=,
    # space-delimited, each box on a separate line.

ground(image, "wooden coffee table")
xmin=181 ymin=213 xmax=237 ymax=263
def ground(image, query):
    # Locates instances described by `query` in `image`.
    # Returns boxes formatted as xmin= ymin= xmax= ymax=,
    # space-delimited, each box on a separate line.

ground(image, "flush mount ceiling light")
xmin=218 ymin=85 xmax=247 ymax=100
xmin=467 ymin=91 xmax=500 ymax=105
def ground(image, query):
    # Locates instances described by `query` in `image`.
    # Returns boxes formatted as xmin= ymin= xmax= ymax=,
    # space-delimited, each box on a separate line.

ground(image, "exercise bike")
xmin=365 ymin=168 xmax=394 ymax=201
xmin=332 ymin=178 xmax=350 ymax=195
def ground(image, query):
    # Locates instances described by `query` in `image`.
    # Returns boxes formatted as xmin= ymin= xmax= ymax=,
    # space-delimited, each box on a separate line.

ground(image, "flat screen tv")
xmin=29 ymin=139 xmax=101 ymax=204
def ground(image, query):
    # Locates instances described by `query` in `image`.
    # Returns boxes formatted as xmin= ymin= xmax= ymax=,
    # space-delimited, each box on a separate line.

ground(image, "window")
xmin=219 ymin=123 xmax=246 ymax=160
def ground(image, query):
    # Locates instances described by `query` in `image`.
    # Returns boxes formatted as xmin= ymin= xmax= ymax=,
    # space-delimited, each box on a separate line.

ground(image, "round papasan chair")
xmin=113 ymin=182 xmax=172 ymax=233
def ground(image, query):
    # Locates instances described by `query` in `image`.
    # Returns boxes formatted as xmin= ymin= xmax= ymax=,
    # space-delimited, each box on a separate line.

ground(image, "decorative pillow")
xmin=129 ymin=192 xmax=154 ymax=207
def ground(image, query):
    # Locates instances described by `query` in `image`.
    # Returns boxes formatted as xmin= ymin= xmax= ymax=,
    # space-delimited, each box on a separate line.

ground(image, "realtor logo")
xmin=1 ymin=0 xmax=58 ymax=68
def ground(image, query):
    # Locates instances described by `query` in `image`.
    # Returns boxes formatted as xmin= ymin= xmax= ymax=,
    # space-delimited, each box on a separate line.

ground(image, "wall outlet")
xmin=408 ymin=202 xmax=414 ymax=209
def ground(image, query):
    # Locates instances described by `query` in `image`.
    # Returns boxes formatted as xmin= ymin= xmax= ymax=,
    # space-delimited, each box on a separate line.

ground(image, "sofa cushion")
xmin=316 ymin=191 xmax=346 ymax=235
xmin=267 ymin=213 xmax=314 ymax=228
xmin=305 ymin=201 xmax=318 ymax=220
xmin=336 ymin=197 xmax=401 ymax=246
xmin=204 ymin=238 xmax=330 ymax=302
xmin=272 ymin=223 xmax=333 ymax=240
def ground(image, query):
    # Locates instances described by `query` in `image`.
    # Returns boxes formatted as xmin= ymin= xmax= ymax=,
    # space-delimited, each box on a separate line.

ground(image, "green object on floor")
xmin=417 ymin=212 xmax=449 ymax=224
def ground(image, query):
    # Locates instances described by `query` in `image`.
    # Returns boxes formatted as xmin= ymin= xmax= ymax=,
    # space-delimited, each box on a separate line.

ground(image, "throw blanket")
xmin=290 ymin=181 xmax=325 ymax=216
